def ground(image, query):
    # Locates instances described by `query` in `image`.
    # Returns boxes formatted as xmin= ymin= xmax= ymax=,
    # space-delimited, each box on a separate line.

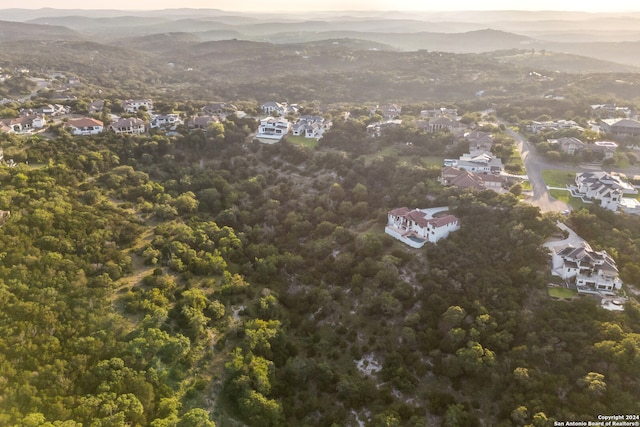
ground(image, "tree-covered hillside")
xmin=1 ymin=111 xmax=639 ymax=425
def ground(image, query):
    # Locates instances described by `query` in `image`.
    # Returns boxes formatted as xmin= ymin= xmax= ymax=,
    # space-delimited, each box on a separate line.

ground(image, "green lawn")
xmin=286 ymin=135 xmax=319 ymax=149
xmin=421 ymin=156 xmax=445 ymax=167
xmin=549 ymin=189 xmax=586 ymax=209
xmin=27 ymin=162 xmax=47 ymax=170
xmin=548 ymin=287 xmax=578 ymax=298
xmin=542 ymin=169 xmax=576 ymax=188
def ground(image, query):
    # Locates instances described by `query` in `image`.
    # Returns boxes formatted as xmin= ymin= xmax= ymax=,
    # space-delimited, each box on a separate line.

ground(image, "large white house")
xmin=122 ymin=99 xmax=153 ymax=113
xmin=256 ymin=117 xmax=290 ymax=141
xmin=66 ymin=117 xmax=104 ymax=135
xmin=453 ymin=151 xmax=503 ymax=175
xmin=292 ymin=115 xmax=331 ymax=139
xmin=150 ymin=114 xmax=182 ymax=129
xmin=573 ymin=171 xmax=637 ymax=211
xmin=0 ymin=115 xmax=46 ymax=133
xmin=551 ymin=243 xmax=622 ymax=294
xmin=385 ymin=208 xmax=460 ymax=248
xmin=261 ymin=101 xmax=299 ymax=117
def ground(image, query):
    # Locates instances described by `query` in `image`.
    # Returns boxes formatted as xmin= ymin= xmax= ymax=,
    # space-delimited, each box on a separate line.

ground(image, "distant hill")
xmin=112 ymin=32 xmax=204 ymax=55
xmin=262 ymin=29 xmax=536 ymax=53
xmin=0 ymin=20 xmax=83 ymax=42
xmin=488 ymin=49 xmax=640 ymax=74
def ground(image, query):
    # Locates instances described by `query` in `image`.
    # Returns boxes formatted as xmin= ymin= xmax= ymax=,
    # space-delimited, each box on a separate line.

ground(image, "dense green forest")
xmin=0 ymin=106 xmax=639 ymax=426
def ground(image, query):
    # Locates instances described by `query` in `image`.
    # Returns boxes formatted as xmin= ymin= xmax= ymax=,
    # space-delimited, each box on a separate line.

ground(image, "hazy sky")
xmin=1 ymin=0 xmax=640 ymax=12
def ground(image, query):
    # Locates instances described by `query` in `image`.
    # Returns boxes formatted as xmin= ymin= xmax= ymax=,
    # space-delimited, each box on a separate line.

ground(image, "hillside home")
xmin=439 ymin=166 xmax=504 ymax=192
xmin=592 ymin=141 xmax=618 ymax=159
xmin=110 ymin=117 xmax=146 ymax=135
xmin=600 ymin=118 xmax=640 ymax=137
xmin=380 ymin=104 xmax=402 ymax=119
xmin=202 ymin=102 xmax=237 ymax=117
xmin=256 ymin=117 xmax=290 ymax=141
xmin=425 ymin=116 xmax=465 ymax=134
xmin=573 ymin=171 xmax=637 ymax=211
xmin=547 ymin=137 xmax=585 ymax=155
xmin=590 ymin=104 xmax=632 ymax=119
xmin=0 ymin=115 xmax=46 ymax=133
xmin=454 ymin=151 xmax=503 ymax=174
xmin=88 ymin=100 xmax=105 ymax=114
xmin=261 ymin=101 xmax=299 ymax=117
xmin=464 ymin=130 xmax=493 ymax=153
xmin=385 ymin=208 xmax=460 ymax=248
xmin=66 ymin=118 xmax=104 ymax=135
xmin=528 ymin=120 xmax=583 ymax=133
xmin=421 ymin=107 xmax=457 ymax=119
xmin=150 ymin=114 xmax=182 ymax=129
xmin=187 ymin=115 xmax=218 ymax=130
xmin=292 ymin=115 xmax=330 ymax=139
xmin=551 ymin=242 xmax=622 ymax=294
xmin=122 ymin=99 xmax=153 ymax=113
xmin=20 ymin=104 xmax=68 ymax=117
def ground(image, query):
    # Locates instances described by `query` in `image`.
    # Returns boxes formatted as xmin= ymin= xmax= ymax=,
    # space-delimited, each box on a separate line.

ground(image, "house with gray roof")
xmin=547 ymin=137 xmax=585 ymax=155
xmin=574 ymin=171 xmax=637 ymax=211
xmin=292 ymin=115 xmax=331 ymax=139
xmin=551 ymin=242 xmax=622 ymax=294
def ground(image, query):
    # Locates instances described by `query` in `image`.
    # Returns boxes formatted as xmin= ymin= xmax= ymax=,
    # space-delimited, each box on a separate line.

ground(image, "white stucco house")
xmin=0 ymin=115 xmax=46 ymax=133
xmin=150 ymin=114 xmax=182 ymax=129
xmin=573 ymin=171 xmax=637 ymax=211
xmin=455 ymin=151 xmax=503 ymax=175
xmin=292 ymin=115 xmax=331 ymax=139
xmin=122 ymin=99 xmax=153 ymax=113
xmin=66 ymin=117 xmax=104 ymax=135
xmin=256 ymin=117 xmax=290 ymax=141
xmin=385 ymin=208 xmax=460 ymax=248
xmin=551 ymin=243 xmax=622 ymax=294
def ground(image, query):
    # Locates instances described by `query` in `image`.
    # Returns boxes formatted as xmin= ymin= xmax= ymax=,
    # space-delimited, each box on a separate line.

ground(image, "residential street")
xmin=505 ymin=126 xmax=640 ymax=213
xmin=505 ymin=127 xmax=571 ymax=213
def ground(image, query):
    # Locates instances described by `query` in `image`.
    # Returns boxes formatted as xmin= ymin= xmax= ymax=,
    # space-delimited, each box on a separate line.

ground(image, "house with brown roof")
xmin=385 ymin=207 xmax=460 ymax=248
xmin=0 ymin=115 xmax=46 ymax=133
xmin=187 ymin=115 xmax=219 ymax=130
xmin=439 ymin=166 xmax=505 ymax=192
xmin=109 ymin=117 xmax=146 ymax=135
xmin=66 ymin=117 xmax=104 ymax=135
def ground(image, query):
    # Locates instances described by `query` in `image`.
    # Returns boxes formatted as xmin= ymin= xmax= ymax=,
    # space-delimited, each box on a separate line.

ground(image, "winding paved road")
xmin=505 ymin=127 xmax=571 ymax=213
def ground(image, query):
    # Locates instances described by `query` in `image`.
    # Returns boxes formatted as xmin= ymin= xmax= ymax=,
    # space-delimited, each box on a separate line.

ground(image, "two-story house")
xmin=574 ymin=171 xmax=637 ymax=211
xmin=385 ymin=207 xmax=460 ymax=248
xmin=122 ymin=99 xmax=153 ymax=113
xmin=150 ymin=114 xmax=182 ymax=129
xmin=551 ymin=242 xmax=622 ymax=294
xmin=291 ymin=116 xmax=331 ymax=139
xmin=256 ymin=117 xmax=290 ymax=141
xmin=110 ymin=117 xmax=147 ymax=135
